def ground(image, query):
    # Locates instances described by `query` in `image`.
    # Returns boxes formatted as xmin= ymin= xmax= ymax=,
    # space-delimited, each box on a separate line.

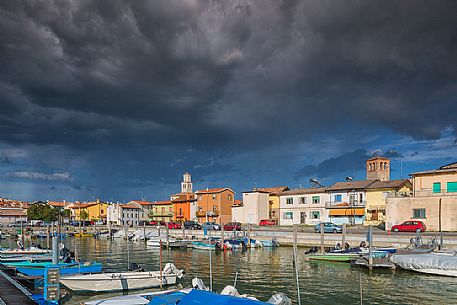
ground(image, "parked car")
xmin=314 ymin=222 xmax=343 ymax=233
xmin=70 ymin=221 xmax=80 ymax=226
xmin=7 ymin=221 xmax=28 ymax=227
xmin=167 ymin=222 xmax=182 ymax=229
xmin=202 ymin=222 xmax=221 ymax=230
xmin=149 ymin=220 xmax=159 ymax=226
xmin=259 ymin=219 xmax=276 ymax=226
xmin=391 ymin=220 xmax=426 ymax=232
xmin=184 ymin=221 xmax=201 ymax=230
xmin=224 ymin=222 xmax=242 ymax=231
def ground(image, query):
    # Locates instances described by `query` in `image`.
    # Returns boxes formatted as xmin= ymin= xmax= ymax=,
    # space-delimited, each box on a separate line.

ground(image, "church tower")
xmin=366 ymin=157 xmax=390 ymax=181
xmin=181 ymin=172 xmax=193 ymax=193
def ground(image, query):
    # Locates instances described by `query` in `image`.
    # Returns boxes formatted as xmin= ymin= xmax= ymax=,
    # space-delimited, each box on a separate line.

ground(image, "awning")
xmin=328 ymin=208 xmax=365 ymax=216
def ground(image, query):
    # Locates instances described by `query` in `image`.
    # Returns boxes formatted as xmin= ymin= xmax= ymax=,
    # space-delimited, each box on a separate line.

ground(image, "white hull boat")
xmin=0 ymin=248 xmax=51 ymax=255
xmin=390 ymin=253 xmax=457 ymax=277
xmin=60 ymin=263 xmax=183 ymax=292
xmin=146 ymin=237 xmax=176 ymax=247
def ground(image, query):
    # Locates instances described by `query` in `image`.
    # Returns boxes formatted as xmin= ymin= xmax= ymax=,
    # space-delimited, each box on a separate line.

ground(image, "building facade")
xmin=107 ymin=203 xmax=140 ymax=226
xmin=128 ymin=201 xmax=154 ymax=224
xmin=279 ymin=188 xmax=329 ymax=226
xmin=366 ymin=156 xmax=390 ymax=181
xmin=149 ymin=201 xmax=174 ymax=223
xmin=231 ymin=191 xmax=269 ymax=224
xmin=257 ymin=186 xmax=289 ymax=223
xmin=68 ymin=200 xmax=109 ymax=222
xmin=195 ymin=188 xmax=235 ymax=224
xmin=171 ymin=173 xmax=197 ymax=222
xmin=386 ymin=162 xmax=457 ymax=231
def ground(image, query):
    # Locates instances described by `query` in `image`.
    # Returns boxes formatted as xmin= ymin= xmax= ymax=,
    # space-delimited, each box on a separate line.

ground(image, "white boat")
xmin=0 ymin=247 xmax=51 ymax=255
xmin=60 ymin=263 xmax=183 ymax=292
xmin=146 ymin=237 xmax=176 ymax=247
xmin=390 ymin=253 xmax=457 ymax=277
xmin=82 ymin=288 xmax=191 ymax=305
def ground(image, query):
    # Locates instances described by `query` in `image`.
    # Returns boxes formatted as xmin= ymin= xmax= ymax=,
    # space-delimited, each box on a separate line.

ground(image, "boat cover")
xmin=178 ymin=290 xmax=267 ymax=305
xmin=390 ymin=253 xmax=457 ymax=270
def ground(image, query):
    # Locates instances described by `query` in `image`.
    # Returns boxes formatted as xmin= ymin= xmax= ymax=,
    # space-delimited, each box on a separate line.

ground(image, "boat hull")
xmin=307 ymin=253 xmax=359 ymax=262
xmin=16 ymin=263 xmax=102 ymax=276
xmin=191 ymin=242 xmax=216 ymax=251
xmin=61 ymin=271 xmax=178 ymax=292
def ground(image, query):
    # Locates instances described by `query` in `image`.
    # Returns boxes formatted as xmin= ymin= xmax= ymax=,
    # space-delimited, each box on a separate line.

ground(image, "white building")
xmin=279 ymin=188 xmax=329 ymax=226
xmin=128 ymin=201 xmax=154 ymax=224
xmin=107 ymin=203 xmax=141 ymax=226
xmin=231 ymin=191 xmax=269 ymax=224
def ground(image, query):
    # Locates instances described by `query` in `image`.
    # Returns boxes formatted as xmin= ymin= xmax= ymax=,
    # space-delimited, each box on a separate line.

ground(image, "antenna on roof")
xmin=309 ymin=178 xmax=324 ymax=188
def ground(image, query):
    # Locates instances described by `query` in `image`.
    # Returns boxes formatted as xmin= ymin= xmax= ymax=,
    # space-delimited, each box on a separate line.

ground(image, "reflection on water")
xmin=2 ymin=237 xmax=457 ymax=304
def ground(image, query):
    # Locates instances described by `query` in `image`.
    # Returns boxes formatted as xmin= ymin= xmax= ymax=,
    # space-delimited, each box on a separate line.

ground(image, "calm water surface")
xmin=3 ymin=237 xmax=457 ymax=304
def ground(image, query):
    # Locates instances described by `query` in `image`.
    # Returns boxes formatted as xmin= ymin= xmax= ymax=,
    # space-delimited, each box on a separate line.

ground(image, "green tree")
xmin=79 ymin=210 xmax=89 ymax=221
xmin=27 ymin=204 xmax=58 ymax=222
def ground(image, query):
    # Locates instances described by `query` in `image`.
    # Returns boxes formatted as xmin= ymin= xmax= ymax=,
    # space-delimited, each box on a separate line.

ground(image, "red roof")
xmin=0 ymin=208 xmax=27 ymax=217
xmin=152 ymin=201 xmax=172 ymax=205
xmin=129 ymin=200 xmax=154 ymax=206
xmin=195 ymin=188 xmax=234 ymax=194
xmin=120 ymin=204 xmax=141 ymax=209
xmin=233 ymin=200 xmax=242 ymax=206
xmin=47 ymin=201 xmax=66 ymax=207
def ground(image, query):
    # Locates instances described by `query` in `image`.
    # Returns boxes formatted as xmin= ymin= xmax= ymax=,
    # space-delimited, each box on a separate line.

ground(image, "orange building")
xmin=171 ymin=193 xmax=197 ymax=222
xmin=195 ymin=188 xmax=235 ymax=224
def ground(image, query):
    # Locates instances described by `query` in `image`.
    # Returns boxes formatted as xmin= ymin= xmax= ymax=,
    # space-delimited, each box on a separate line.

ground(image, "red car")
xmin=167 ymin=222 xmax=182 ymax=229
xmin=149 ymin=220 xmax=158 ymax=226
xmin=259 ymin=219 xmax=276 ymax=226
xmin=391 ymin=220 xmax=426 ymax=232
xmin=223 ymin=222 xmax=242 ymax=231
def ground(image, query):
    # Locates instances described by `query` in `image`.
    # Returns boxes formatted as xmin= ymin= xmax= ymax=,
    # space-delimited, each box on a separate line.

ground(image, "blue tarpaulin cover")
xmin=178 ymin=290 xmax=267 ymax=305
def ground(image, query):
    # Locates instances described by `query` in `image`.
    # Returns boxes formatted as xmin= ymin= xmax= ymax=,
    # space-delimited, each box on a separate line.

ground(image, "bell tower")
xmin=181 ymin=172 xmax=193 ymax=193
xmin=366 ymin=157 xmax=390 ymax=181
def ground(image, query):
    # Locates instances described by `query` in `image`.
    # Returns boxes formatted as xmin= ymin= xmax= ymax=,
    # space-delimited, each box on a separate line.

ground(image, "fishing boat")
xmin=166 ymin=239 xmax=193 ymax=249
xmin=305 ymin=252 xmax=360 ymax=262
xmin=259 ymin=239 xmax=279 ymax=248
xmin=390 ymin=253 xmax=457 ymax=277
xmin=60 ymin=263 xmax=183 ymax=292
xmin=74 ymin=232 xmax=94 ymax=237
xmin=191 ymin=241 xmax=216 ymax=251
xmin=12 ymin=261 xmax=102 ymax=276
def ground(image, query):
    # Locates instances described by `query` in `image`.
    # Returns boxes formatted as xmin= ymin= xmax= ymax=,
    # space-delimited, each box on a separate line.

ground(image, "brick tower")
xmin=366 ymin=157 xmax=390 ymax=181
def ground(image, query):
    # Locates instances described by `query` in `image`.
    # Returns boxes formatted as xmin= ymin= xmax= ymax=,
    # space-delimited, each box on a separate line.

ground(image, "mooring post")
xmin=293 ymin=224 xmax=301 ymax=305
xmin=221 ymin=223 xmax=225 ymax=248
xmin=342 ymin=223 xmax=347 ymax=247
xmin=368 ymin=225 xmax=373 ymax=268
xmin=47 ymin=224 xmax=51 ymax=249
xmin=320 ymin=223 xmax=325 ymax=253
xmin=143 ymin=222 xmax=147 ymax=244
xmin=247 ymin=224 xmax=251 ymax=248
xmin=166 ymin=225 xmax=170 ymax=248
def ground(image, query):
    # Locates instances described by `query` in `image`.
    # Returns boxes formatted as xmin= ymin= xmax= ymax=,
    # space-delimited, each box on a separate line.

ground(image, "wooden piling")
xmin=293 ymin=224 xmax=301 ymax=305
xmin=46 ymin=225 xmax=50 ymax=249
xmin=143 ymin=222 xmax=147 ymax=244
xmin=247 ymin=224 xmax=251 ymax=248
xmin=342 ymin=223 xmax=347 ymax=247
xmin=182 ymin=225 xmax=185 ymax=239
xmin=320 ymin=223 xmax=324 ymax=253
xmin=159 ymin=240 xmax=163 ymax=290
xmin=124 ymin=226 xmax=128 ymax=240
xmin=166 ymin=225 xmax=170 ymax=248
xmin=368 ymin=225 xmax=373 ymax=268
xmin=221 ymin=223 xmax=225 ymax=248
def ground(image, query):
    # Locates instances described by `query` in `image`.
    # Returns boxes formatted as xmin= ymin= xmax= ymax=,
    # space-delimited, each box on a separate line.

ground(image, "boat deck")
xmin=0 ymin=269 xmax=36 ymax=304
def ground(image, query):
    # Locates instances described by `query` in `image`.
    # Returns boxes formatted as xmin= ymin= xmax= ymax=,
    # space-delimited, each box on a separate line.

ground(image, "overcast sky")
xmin=1 ymin=1 xmax=456 ymax=202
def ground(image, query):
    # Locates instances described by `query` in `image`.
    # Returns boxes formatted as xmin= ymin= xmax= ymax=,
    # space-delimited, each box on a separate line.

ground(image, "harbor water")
xmin=2 ymin=237 xmax=457 ymax=304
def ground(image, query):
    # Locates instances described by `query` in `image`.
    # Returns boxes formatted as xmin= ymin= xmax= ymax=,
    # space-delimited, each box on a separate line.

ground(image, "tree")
xmin=27 ymin=204 xmax=58 ymax=222
xmin=79 ymin=210 xmax=89 ymax=221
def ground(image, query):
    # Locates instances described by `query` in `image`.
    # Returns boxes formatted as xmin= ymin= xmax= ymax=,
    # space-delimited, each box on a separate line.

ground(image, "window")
xmin=447 ymin=182 xmax=457 ymax=193
xmin=335 ymin=195 xmax=342 ymax=202
xmin=213 ymin=205 xmax=218 ymax=212
xmin=179 ymin=208 xmax=182 ymax=215
xmin=311 ymin=211 xmax=320 ymax=219
xmin=161 ymin=207 xmax=165 ymax=214
xmin=198 ymin=195 xmax=202 ymax=201
xmin=286 ymin=197 xmax=293 ymax=204
xmin=169 ymin=207 xmax=172 ymax=213
xmin=228 ymin=194 xmax=232 ymax=200
xmin=283 ymin=212 xmax=293 ymax=219
xmin=300 ymin=197 xmax=307 ymax=204
xmin=312 ymin=196 xmax=320 ymax=204
xmin=433 ymin=182 xmax=441 ymax=193
xmin=212 ymin=194 xmax=216 ymax=200
xmin=413 ymin=208 xmax=426 ymax=219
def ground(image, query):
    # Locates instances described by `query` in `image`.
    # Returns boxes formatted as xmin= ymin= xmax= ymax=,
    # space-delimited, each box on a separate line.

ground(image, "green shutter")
xmin=432 ymin=182 xmax=441 ymax=193
xmin=447 ymin=182 xmax=457 ymax=193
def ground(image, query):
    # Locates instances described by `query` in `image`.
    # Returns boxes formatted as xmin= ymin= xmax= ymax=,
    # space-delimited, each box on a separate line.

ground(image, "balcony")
xmin=150 ymin=212 xmax=173 ymax=217
xmin=196 ymin=210 xmax=220 ymax=217
xmin=325 ymin=201 xmax=366 ymax=208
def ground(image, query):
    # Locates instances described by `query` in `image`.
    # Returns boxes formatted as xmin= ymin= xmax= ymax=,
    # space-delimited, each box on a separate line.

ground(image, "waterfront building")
xmin=279 ymin=188 xmax=329 ymax=226
xmin=107 ymin=203 xmax=140 ymax=226
xmin=67 ymin=200 xmax=109 ymax=222
xmin=0 ymin=207 xmax=27 ymax=225
xmin=231 ymin=190 xmax=270 ymax=224
xmin=325 ymin=181 xmax=373 ymax=225
xmin=195 ymin=188 xmax=235 ymax=224
xmin=256 ymin=186 xmax=289 ymax=223
xmin=128 ymin=201 xmax=154 ymax=224
xmin=170 ymin=173 xmax=198 ymax=222
xmin=364 ymin=180 xmax=412 ymax=225
xmin=386 ymin=162 xmax=457 ymax=231
xmin=149 ymin=200 xmax=174 ymax=223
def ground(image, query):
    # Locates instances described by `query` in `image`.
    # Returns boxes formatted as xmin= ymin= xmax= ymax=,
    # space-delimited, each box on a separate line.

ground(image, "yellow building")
xmin=365 ymin=180 xmax=412 ymax=225
xmin=68 ymin=200 xmax=109 ymax=222
xmin=257 ymin=186 xmax=289 ymax=223
xmin=149 ymin=201 xmax=174 ymax=223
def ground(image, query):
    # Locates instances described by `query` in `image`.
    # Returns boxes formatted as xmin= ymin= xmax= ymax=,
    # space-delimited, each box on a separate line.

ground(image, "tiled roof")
xmin=281 ymin=187 xmax=327 ymax=196
xmin=366 ymin=179 xmax=412 ymax=190
xmin=326 ymin=180 xmax=376 ymax=191
xmin=233 ymin=200 xmax=242 ymax=206
xmin=129 ymin=200 xmax=154 ymax=206
xmin=195 ymin=188 xmax=234 ymax=194
xmin=47 ymin=201 xmax=66 ymax=207
xmin=152 ymin=200 xmax=172 ymax=205
xmin=120 ymin=204 xmax=141 ymax=209
xmin=256 ymin=186 xmax=289 ymax=195
xmin=0 ymin=208 xmax=27 ymax=216
xmin=411 ymin=162 xmax=457 ymax=176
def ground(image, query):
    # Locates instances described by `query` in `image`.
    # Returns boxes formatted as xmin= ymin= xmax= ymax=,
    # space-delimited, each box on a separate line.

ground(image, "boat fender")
xmin=267 ymin=293 xmax=292 ymax=305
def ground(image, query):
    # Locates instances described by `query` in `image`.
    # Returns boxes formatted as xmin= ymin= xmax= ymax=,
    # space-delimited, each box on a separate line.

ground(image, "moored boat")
xmin=390 ymin=253 xmax=457 ymax=277
xmin=259 ymin=239 xmax=279 ymax=248
xmin=60 ymin=263 xmax=183 ymax=292
xmin=12 ymin=261 xmax=102 ymax=276
xmin=0 ymin=248 xmax=51 ymax=256
xmin=191 ymin=241 xmax=216 ymax=251
xmin=306 ymin=252 xmax=360 ymax=262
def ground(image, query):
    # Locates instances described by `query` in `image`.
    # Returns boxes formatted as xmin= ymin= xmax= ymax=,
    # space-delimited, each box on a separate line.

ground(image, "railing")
xmin=411 ymin=189 xmax=457 ymax=198
xmin=196 ymin=210 xmax=220 ymax=217
xmin=325 ymin=201 xmax=366 ymax=208
xmin=386 ymin=192 xmax=413 ymax=198
xmin=150 ymin=212 xmax=173 ymax=217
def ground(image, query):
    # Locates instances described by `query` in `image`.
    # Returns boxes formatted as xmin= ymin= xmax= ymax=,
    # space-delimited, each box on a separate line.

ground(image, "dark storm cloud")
xmin=1 ymin=0 xmax=457 ymax=151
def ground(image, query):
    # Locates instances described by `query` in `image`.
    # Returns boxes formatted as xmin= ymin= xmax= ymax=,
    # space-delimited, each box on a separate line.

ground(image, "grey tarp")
xmin=390 ymin=253 xmax=457 ymax=270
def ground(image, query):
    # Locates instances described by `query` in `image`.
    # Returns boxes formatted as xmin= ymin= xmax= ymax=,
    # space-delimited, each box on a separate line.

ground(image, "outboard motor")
xmin=129 ymin=263 xmax=145 ymax=272
xmin=163 ymin=263 xmax=184 ymax=278
xmin=192 ymin=277 xmax=208 ymax=290
xmin=267 ymin=293 xmax=292 ymax=305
